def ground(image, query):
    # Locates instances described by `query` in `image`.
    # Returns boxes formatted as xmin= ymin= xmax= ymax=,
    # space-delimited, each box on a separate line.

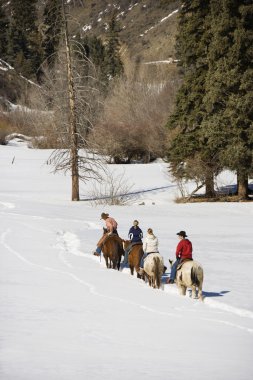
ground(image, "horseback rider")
xmin=93 ymin=213 xmax=119 ymax=257
xmin=138 ymin=228 xmax=159 ymax=274
xmin=167 ymin=230 xmax=193 ymax=284
xmin=122 ymin=220 xmax=143 ymax=267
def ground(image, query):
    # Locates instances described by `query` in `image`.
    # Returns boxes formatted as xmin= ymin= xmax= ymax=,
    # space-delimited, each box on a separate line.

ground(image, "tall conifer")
xmin=0 ymin=0 xmax=9 ymax=61
xmin=8 ymin=0 xmax=42 ymax=79
xmin=203 ymin=0 xmax=253 ymax=198
xmin=104 ymin=12 xmax=123 ymax=79
xmin=167 ymin=0 xmax=216 ymax=196
xmin=42 ymin=0 xmax=63 ymax=67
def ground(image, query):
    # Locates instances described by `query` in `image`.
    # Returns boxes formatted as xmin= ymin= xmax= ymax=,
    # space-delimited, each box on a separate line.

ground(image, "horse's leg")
xmin=178 ymin=284 xmax=187 ymax=296
xmin=130 ymin=266 xmax=134 ymax=275
xmin=198 ymin=284 xmax=204 ymax=301
xmin=105 ymin=256 xmax=109 ymax=268
xmin=191 ymin=286 xmax=197 ymax=298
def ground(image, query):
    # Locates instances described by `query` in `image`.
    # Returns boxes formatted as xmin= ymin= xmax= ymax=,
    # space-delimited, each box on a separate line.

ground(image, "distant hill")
xmin=69 ymin=0 xmax=180 ymax=79
xmin=0 ymin=0 xmax=180 ymax=106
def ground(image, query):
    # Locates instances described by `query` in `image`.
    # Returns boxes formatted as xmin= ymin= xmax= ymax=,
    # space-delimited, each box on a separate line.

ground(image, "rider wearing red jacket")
xmin=175 ymin=236 xmax=192 ymax=260
xmin=167 ymin=231 xmax=193 ymax=284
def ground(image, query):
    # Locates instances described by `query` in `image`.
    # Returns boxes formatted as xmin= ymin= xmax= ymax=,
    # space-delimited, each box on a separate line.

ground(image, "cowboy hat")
xmin=176 ymin=230 xmax=187 ymax=237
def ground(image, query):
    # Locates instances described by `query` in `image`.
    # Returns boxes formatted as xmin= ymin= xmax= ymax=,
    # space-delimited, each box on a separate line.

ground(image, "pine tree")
xmin=42 ymin=0 xmax=63 ymax=67
xmin=166 ymin=0 xmax=216 ymax=196
xmin=203 ymin=0 xmax=253 ymax=198
xmin=8 ymin=0 xmax=42 ymax=79
xmin=76 ymin=34 xmax=108 ymax=92
xmin=0 ymin=0 xmax=9 ymax=61
xmin=104 ymin=12 xmax=124 ymax=79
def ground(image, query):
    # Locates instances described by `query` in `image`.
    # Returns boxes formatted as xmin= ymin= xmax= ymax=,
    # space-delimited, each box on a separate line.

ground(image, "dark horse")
xmin=123 ymin=240 xmax=144 ymax=278
xmin=101 ymin=232 xmax=124 ymax=270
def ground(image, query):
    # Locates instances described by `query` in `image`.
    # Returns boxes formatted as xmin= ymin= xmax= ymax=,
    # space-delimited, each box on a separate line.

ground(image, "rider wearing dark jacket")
xmin=122 ymin=220 xmax=143 ymax=268
xmin=128 ymin=223 xmax=143 ymax=243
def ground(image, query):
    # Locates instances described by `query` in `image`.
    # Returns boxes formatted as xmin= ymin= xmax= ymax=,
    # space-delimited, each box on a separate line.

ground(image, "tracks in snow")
xmin=1 ymin=227 xmax=253 ymax=334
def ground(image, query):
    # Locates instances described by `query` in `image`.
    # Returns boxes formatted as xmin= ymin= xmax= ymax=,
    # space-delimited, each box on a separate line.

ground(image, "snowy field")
xmin=0 ymin=140 xmax=253 ymax=380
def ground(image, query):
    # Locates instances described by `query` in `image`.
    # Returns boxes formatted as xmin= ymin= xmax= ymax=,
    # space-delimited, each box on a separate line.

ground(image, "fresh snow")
xmin=0 ymin=141 xmax=253 ymax=380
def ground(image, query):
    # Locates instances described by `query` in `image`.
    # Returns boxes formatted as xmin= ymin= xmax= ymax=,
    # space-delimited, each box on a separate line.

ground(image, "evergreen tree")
xmin=166 ymin=0 xmax=216 ymax=196
xmin=0 ymin=0 xmax=9 ymax=61
xmin=42 ymin=0 xmax=63 ymax=67
xmin=203 ymin=0 xmax=253 ymax=198
xmin=76 ymin=34 xmax=108 ymax=92
xmin=8 ymin=0 xmax=42 ymax=79
xmin=104 ymin=12 xmax=123 ymax=79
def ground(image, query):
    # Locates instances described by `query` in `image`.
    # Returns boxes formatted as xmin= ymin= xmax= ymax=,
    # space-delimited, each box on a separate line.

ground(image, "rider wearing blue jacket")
xmin=122 ymin=220 xmax=143 ymax=268
xmin=128 ymin=221 xmax=143 ymax=243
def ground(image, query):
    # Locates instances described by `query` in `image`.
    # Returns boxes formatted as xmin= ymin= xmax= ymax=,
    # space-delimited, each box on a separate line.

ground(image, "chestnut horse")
xmin=123 ymin=240 xmax=144 ymax=278
xmin=169 ymin=259 xmax=204 ymax=300
xmin=102 ymin=234 xmax=124 ymax=270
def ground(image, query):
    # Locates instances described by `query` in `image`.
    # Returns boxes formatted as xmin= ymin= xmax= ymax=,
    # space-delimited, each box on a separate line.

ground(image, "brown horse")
xmin=102 ymin=234 xmax=124 ymax=270
xmin=123 ymin=240 xmax=144 ymax=278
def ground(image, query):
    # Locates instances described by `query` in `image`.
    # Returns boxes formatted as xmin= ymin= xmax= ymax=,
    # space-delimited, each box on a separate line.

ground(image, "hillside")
xmin=0 ymin=0 xmax=180 ymax=106
xmin=70 ymin=0 xmax=180 ymax=79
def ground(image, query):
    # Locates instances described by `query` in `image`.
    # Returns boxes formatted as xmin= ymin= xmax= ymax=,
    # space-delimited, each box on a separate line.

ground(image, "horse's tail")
xmin=154 ymin=257 xmax=161 ymax=289
xmin=191 ymin=266 xmax=200 ymax=287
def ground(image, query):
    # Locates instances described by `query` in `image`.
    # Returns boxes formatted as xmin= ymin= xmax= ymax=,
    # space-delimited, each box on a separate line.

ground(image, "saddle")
xmin=102 ymin=233 xmax=122 ymax=246
xmin=177 ymin=258 xmax=193 ymax=271
xmin=128 ymin=242 xmax=143 ymax=255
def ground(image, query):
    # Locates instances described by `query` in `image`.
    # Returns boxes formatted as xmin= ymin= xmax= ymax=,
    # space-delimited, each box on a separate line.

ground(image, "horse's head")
xmin=123 ymin=240 xmax=131 ymax=249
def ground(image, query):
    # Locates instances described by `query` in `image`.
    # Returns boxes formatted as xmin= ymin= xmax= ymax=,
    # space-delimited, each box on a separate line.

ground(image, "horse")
xmin=101 ymin=234 xmax=124 ymax=270
xmin=143 ymin=253 xmax=164 ymax=289
xmin=123 ymin=240 xmax=144 ymax=278
xmin=169 ymin=259 xmax=204 ymax=300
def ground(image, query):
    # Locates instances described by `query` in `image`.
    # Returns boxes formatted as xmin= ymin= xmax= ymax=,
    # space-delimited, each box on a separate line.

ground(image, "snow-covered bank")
xmin=0 ymin=142 xmax=253 ymax=380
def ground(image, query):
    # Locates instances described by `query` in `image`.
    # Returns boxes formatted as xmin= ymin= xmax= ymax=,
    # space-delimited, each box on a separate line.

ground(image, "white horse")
xmin=143 ymin=253 xmax=164 ymax=289
xmin=169 ymin=259 xmax=204 ymax=300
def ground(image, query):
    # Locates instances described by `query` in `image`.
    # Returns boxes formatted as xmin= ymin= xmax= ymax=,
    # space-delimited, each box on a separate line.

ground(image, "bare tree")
xmin=88 ymin=168 xmax=137 ymax=206
xmin=27 ymin=2 xmax=105 ymax=200
xmin=62 ymin=0 xmax=79 ymax=200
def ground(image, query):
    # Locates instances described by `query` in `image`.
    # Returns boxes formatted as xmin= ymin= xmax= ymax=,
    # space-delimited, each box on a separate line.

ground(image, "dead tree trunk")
xmin=62 ymin=0 xmax=79 ymax=201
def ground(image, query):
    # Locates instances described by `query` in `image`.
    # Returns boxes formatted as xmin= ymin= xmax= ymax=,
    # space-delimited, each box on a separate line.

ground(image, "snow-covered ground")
xmin=0 ymin=141 xmax=253 ymax=380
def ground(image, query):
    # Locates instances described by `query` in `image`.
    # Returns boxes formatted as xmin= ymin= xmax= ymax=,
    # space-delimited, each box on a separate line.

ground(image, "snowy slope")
xmin=0 ymin=141 xmax=253 ymax=380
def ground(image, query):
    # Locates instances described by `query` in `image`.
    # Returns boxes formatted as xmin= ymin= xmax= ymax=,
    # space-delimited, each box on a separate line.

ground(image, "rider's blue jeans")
xmin=95 ymin=246 xmax=102 ymax=255
xmin=122 ymin=244 xmax=132 ymax=267
xmin=170 ymin=258 xmax=180 ymax=280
